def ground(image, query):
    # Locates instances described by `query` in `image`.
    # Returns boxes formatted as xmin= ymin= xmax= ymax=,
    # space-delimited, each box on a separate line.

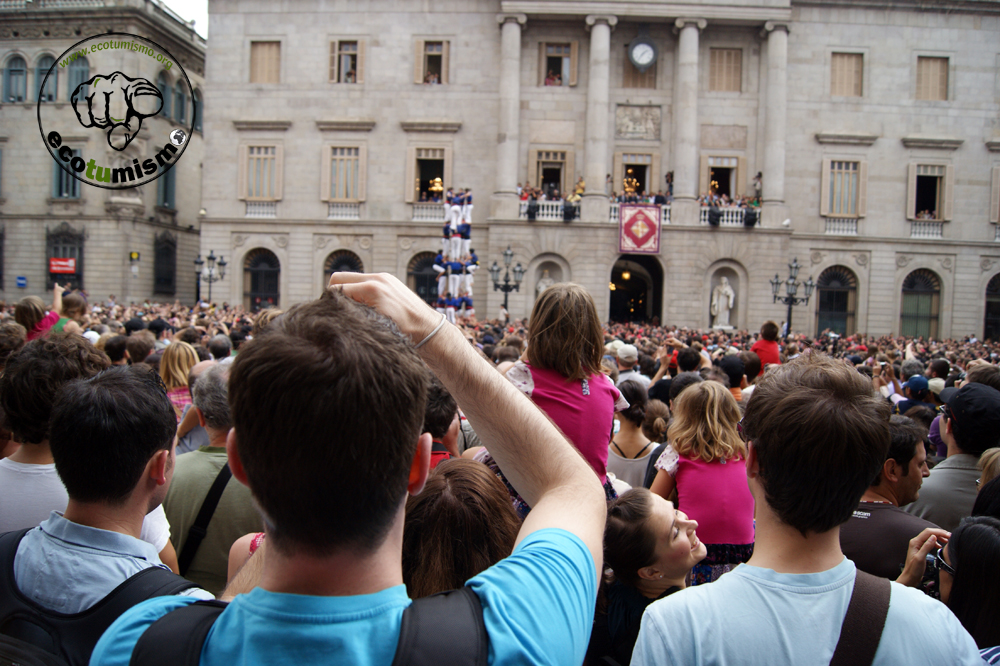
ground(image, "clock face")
xmin=631 ymin=42 xmax=655 ymax=66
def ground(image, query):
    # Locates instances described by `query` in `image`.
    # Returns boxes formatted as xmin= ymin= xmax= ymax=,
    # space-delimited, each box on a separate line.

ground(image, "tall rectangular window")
xmin=709 ymin=48 xmax=741 ymax=92
xmin=157 ymin=166 xmax=176 ymax=209
xmin=915 ymin=165 xmax=944 ymax=220
xmin=828 ymin=161 xmax=859 ymax=216
xmin=831 ymin=53 xmax=863 ymax=97
xmin=331 ymin=41 xmax=359 ymax=83
xmin=536 ymin=150 xmax=566 ymax=198
xmin=250 ymin=41 xmax=281 ymax=84
xmin=329 ymin=147 xmax=360 ymax=200
xmin=545 ymin=44 xmax=571 ymax=86
xmin=247 ymin=146 xmax=278 ymax=199
xmin=52 ymin=151 xmax=80 ymax=199
xmin=916 ymin=56 xmax=948 ymax=101
xmin=414 ymin=40 xmax=450 ymax=84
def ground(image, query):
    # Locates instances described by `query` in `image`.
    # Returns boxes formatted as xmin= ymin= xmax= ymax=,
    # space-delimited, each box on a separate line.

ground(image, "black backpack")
xmin=0 ymin=528 xmax=198 ymax=666
xmin=128 ymin=586 xmax=488 ymax=666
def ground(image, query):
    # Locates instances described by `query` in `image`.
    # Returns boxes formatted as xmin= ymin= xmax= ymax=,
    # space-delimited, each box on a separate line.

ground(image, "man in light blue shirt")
xmin=92 ymin=276 xmax=606 ymax=666
xmin=633 ymin=353 xmax=982 ymax=666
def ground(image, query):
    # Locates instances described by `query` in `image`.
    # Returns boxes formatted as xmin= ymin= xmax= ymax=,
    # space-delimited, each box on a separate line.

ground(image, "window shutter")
xmin=538 ymin=42 xmax=546 ymax=85
xmin=238 ymin=145 xmax=248 ymax=200
xmin=528 ymin=149 xmax=539 ymax=187
xmin=563 ymin=149 xmax=575 ymax=195
xmin=274 ymin=145 xmax=284 ymax=200
xmin=612 ymin=152 xmax=623 ymax=192
xmin=356 ymin=40 xmax=365 ymax=84
xmin=857 ymin=160 xmax=868 ymax=218
xmin=699 ymin=155 xmax=709 ymax=196
xmin=569 ymin=41 xmax=579 ymax=86
xmin=819 ymin=159 xmax=831 ymax=216
xmin=443 ymin=146 xmax=454 ymax=190
xmin=329 ymin=41 xmax=338 ymax=82
xmin=649 ymin=154 xmax=660 ymax=196
xmin=737 ymin=156 xmax=747 ymax=198
xmin=320 ymin=145 xmax=332 ymax=202
xmin=441 ymin=41 xmax=450 ymax=84
xmin=404 ymin=146 xmax=416 ymax=202
xmin=358 ymin=144 xmax=368 ymax=201
xmin=414 ymin=40 xmax=424 ymax=84
xmin=991 ymin=166 xmax=1000 ymax=225
xmin=906 ymin=163 xmax=917 ymax=220
xmin=942 ymin=164 xmax=954 ymax=221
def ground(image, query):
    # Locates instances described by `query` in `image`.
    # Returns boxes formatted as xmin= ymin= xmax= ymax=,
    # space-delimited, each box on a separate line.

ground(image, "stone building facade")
xmin=200 ymin=0 xmax=1000 ymax=338
xmin=0 ymin=0 xmax=205 ymax=305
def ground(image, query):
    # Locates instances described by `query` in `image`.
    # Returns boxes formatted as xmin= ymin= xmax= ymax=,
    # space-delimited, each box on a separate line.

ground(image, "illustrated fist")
xmin=71 ymin=72 xmax=163 ymax=151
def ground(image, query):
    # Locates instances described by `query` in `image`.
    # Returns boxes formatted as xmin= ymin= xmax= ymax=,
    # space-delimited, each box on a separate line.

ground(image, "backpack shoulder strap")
xmin=178 ymin=462 xmax=232 ymax=576
xmin=391 ymin=587 xmax=487 ymax=666
xmin=129 ymin=600 xmax=228 ymax=666
xmin=829 ymin=569 xmax=891 ymax=666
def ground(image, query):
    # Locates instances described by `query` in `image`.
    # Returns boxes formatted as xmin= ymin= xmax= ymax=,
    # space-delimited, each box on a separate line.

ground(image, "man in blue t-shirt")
xmin=633 ymin=354 xmax=983 ymax=666
xmin=92 ymin=274 xmax=605 ymax=666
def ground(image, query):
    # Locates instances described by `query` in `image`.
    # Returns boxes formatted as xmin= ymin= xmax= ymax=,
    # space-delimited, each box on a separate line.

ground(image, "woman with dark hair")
xmin=898 ymin=517 xmax=1000 ymax=655
xmin=972 ymin=477 xmax=1000 ymax=519
xmin=402 ymin=459 xmax=522 ymax=598
xmin=607 ymin=380 xmax=654 ymax=488
xmin=588 ymin=488 xmax=706 ymax=665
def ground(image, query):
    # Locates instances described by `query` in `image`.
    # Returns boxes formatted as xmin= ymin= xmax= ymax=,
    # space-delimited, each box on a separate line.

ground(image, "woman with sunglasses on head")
xmin=897 ymin=517 xmax=1000 ymax=660
xmin=648 ymin=380 xmax=754 ymax=584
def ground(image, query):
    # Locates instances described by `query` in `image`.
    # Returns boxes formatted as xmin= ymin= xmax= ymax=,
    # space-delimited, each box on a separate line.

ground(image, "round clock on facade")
xmin=628 ymin=38 xmax=657 ymax=72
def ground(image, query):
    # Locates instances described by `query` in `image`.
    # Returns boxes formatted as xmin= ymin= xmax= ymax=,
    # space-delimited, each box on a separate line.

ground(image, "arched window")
xmin=153 ymin=232 xmax=177 ymax=295
xmin=815 ymin=266 xmax=857 ymax=336
xmin=47 ymin=222 xmax=84 ymax=291
xmin=4 ymin=56 xmax=27 ymax=103
xmin=68 ymin=56 xmax=89 ymax=99
xmin=173 ymin=81 xmax=187 ymax=123
xmin=193 ymin=88 xmax=203 ymax=132
xmin=900 ymin=269 xmax=941 ymax=339
xmin=407 ymin=252 xmax=438 ymax=305
xmin=324 ymin=249 xmax=363 ymax=277
xmin=985 ymin=274 xmax=1000 ymax=341
xmin=243 ymin=248 xmax=280 ymax=311
xmin=156 ymin=72 xmax=171 ymax=119
xmin=36 ymin=55 xmax=56 ymax=102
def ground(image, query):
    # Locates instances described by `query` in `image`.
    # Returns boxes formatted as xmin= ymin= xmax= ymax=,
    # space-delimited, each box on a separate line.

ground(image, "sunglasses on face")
xmin=934 ymin=546 xmax=956 ymax=577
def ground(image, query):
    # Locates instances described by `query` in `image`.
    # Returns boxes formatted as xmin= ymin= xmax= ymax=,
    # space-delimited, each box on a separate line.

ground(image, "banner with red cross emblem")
xmin=618 ymin=204 xmax=661 ymax=254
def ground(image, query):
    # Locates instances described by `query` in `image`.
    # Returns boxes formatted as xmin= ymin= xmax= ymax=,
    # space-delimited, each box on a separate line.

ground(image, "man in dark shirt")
xmin=840 ymin=415 xmax=936 ymax=579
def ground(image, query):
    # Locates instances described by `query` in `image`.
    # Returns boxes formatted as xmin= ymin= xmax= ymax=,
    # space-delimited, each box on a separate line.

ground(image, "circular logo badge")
xmin=38 ymin=32 xmax=196 ymax=190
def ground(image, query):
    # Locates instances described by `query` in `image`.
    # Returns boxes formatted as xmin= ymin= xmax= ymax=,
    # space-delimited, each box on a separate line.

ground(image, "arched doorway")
xmin=815 ymin=266 xmax=858 ymax=336
xmin=407 ymin=252 xmax=438 ymax=305
xmin=610 ymin=255 xmax=663 ymax=322
xmin=985 ymin=274 xmax=1000 ymax=341
xmin=324 ymin=249 xmax=363 ymax=276
xmin=243 ymin=248 xmax=280 ymax=312
xmin=900 ymin=269 xmax=941 ymax=338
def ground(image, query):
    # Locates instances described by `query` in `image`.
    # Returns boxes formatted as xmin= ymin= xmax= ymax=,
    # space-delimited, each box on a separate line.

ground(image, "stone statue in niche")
xmin=536 ymin=269 xmax=555 ymax=296
xmin=711 ymin=277 xmax=736 ymax=329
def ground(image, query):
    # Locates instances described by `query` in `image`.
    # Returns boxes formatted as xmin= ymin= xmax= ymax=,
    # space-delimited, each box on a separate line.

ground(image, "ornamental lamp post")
xmin=195 ymin=250 xmax=227 ymax=303
xmin=770 ymin=257 xmax=815 ymax=336
xmin=490 ymin=245 xmax=523 ymax=311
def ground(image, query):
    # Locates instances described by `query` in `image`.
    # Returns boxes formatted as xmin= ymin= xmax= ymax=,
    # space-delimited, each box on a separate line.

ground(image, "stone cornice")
xmin=815 ymin=132 xmax=879 ymax=145
xmin=501 ymin=2 xmax=791 ymax=23
xmin=400 ymin=120 xmax=462 ymax=133
xmin=792 ymin=0 xmax=1000 ymax=17
xmin=901 ymin=135 xmax=964 ymax=150
xmin=233 ymin=120 xmax=292 ymax=132
xmin=315 ymin=119 xmax=376 ymax=132
xmin=986 ymin=140 xmax=1000 ymax=153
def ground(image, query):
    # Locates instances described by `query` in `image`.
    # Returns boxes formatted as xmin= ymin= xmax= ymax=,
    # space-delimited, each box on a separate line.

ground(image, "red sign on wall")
xmin=49 ymin=258 xmax=76 ymax=274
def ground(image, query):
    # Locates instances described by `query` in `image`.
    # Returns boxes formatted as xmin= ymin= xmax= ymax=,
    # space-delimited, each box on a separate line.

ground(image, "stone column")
xmin=671 ymin=18 xmax=705 ymax=226
xmin=762 ymin=22 xmax=788 ymax=218
xmin=581 ymin=14 xmax=616 ymax=223
xmin=492 ymin=13 xmax=526 ymax=220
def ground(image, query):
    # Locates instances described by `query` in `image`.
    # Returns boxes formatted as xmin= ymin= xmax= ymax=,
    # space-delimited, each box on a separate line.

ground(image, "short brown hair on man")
xmin=229 ymin=290 xmax=429 ymax=556
xmin=739 ymin=351 xmax=761 ymax=382
xmin=965 ymin=364 xmax=1000 ymax=393
xmin=526 ymin=283 xmax=603 ymax=382
xmin=0 ymin=322 xmax=26 ymax=370
xmin=760 ymin=321 xmax=780 ymax=342
xmin=125 ymin=329 xmax=156 ymax=364
xmin=0 ymin=333 xmax=110 ymax=444
xmin=741 ymin=353 xmax=890 ymax=536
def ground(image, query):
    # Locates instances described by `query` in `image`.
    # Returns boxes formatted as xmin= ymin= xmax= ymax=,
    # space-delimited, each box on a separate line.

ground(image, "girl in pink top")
xmin=650 ymin=380 xmax=754 ymax=584
xmin=487 ymin=283 xmax=627 ymax=517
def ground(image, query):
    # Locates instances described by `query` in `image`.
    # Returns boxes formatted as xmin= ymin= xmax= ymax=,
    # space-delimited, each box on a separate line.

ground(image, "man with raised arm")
xmin=92 ymin=272 xmax=606 ymax=666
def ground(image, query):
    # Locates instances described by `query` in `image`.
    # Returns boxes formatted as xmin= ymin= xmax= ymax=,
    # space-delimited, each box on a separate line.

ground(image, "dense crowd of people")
xmin=1 ymin=280 xmax=999 ymax=665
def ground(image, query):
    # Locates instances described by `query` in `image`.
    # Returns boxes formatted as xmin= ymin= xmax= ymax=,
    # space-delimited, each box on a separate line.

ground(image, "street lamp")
xmin=490 ymin=245 xmax=524 ymax=311
xmin=770 ymin=257 xmax=815 ymax=336
xmin=195 ymin=250 xmax=227 ymax=303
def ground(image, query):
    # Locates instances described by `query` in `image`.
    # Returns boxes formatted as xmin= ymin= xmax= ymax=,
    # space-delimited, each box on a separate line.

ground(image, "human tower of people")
xmin=0 ymin=273 xmax=998 ymax=666
xmin=432 ymin=187 xmax=478 ymax=323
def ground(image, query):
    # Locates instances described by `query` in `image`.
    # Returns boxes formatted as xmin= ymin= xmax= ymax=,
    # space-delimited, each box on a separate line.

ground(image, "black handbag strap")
xmin=830 ymin=569 xmax=891 ymax=666
xmin=177 ymin=462 xmax=232 ymax=576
